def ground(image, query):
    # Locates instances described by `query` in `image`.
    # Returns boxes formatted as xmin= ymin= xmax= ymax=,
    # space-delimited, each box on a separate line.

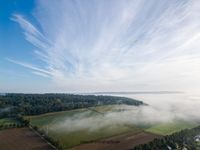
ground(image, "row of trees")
xmin=133 ymin=126 xmax=200 ymax=150
xmin=0 ymin=93 xmax=143 ymax=117
xmin=0 ymin=123 xmax=25 ymax=130
xmin=0 ymin=115 xmax=30 ymax=130
xmin=32 ymin=125 xmax=64 ymax=150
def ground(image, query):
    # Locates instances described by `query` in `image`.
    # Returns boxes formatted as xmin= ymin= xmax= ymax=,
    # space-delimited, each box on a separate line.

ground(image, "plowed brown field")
xmin=0 ymin=128 xmax=54 ymax=150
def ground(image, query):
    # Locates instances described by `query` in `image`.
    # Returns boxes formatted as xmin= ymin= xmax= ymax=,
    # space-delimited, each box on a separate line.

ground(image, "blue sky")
xmin=1 ymin=0 xmax=200 ymax=93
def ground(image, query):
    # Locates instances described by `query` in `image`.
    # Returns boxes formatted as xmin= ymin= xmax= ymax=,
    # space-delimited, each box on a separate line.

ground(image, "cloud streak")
xmin=10 ymin=0 xmax=200 ymax=92
xmin=6 ymin=58 xmax=51 ymax=77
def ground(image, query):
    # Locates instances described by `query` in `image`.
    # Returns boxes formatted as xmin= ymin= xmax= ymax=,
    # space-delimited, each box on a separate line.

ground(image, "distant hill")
xmin=91 ymin=91 xmax=183 ymax=95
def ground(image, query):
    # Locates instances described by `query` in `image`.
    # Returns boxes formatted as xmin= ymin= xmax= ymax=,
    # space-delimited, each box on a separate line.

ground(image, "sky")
xmin=0 ymin=0 xmax=200 ymax=93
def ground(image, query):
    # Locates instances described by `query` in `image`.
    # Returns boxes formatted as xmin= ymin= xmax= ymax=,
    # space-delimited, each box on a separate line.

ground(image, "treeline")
xmin=0 ymin=115 xmax=29 ymax=130
xmin=0 ymin=122 xmax=24 ymax=130
xmin=0 ymin=93 xmax=143 ymax=117
xmin=32 ymin=125 xmax=64 ymax=150
xmin=133 ymin=126 xmax=200 ymax=150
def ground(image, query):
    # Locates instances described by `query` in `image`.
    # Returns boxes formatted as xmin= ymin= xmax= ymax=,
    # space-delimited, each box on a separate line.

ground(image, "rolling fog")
xmin=50 ymin=93 xmax=200 ymax=133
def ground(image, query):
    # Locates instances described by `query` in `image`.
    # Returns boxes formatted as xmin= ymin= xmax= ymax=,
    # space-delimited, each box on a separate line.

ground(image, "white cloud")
xmin=6 ymin=58 xmax=51 ymax=77
xmin=9 ymin=0 xmax=200 ymax=92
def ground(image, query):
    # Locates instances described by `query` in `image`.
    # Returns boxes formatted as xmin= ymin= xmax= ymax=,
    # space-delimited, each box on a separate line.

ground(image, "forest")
xmin=0 ymin=93 xmax=143 ymax=117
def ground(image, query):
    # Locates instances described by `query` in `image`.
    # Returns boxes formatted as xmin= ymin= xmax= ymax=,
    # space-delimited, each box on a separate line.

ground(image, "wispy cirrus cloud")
xmin=9 ymin=0 xmax=200 ymax=92
xmin=6 ymin=58 xmax=51 ymax=77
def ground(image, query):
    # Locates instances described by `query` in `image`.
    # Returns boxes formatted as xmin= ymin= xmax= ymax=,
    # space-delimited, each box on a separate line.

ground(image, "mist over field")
xmin=50 ymin=93 xmax=200 ymax=133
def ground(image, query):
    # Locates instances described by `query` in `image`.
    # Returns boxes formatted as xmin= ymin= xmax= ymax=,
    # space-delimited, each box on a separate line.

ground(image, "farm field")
xmin=26 ymin=105 xmax=199 ymax=149
xmin=0 ymin=127 xmax=54 ymax=150
xmin=26 ymin=105 xmax=143 ymax=149
xmin=145 ymin=120 xmax=199 ymax=135
xmin=69 ymin=131 xmax=162 ymax=150
xmin=26 ymin=104 xmax=132 ymax=126
xmin=26 ymin=105 xmax=117 ymax=127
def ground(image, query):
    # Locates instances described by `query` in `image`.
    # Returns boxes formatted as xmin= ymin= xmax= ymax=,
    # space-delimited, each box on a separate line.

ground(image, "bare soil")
xmin=0 ymin=128 xmax=54 ymax=150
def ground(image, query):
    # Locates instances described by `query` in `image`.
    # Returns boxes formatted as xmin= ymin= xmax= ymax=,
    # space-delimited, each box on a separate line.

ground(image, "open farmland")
xmin=0 ymin=128 xmax=54 ymax=150
xmin=27 ymin=105 xmax=145 ymax=149
xmin=26 ymin=104 xmax=199 ymax=149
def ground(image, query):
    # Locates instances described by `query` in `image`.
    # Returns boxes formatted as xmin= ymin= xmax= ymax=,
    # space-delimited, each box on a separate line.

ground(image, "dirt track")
xmin=0 ymin=128 xmax=54 ymax=150
xmin=69 ymin=131 xmax=162 ymax=150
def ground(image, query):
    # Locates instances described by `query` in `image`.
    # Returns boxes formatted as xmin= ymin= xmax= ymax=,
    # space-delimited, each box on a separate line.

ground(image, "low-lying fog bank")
xmin=127 ymin=93 xmax=200 ymax=122
xmin=50 ymin=93 xmax=200 ymax=133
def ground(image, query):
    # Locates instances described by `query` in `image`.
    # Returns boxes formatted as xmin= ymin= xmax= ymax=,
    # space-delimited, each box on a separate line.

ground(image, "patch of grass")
xmin=146 ymin=120 xmax=198 ymax=135
xmin=90 ymin=105 xmax=117 ymax=112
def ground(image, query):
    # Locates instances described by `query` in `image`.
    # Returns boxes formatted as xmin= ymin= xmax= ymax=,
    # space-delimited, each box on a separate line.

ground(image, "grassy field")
xmin=145 ymin=120 xmax=199 ymax=135
xmin=26 ymin=105 xmax=141 ymax=149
